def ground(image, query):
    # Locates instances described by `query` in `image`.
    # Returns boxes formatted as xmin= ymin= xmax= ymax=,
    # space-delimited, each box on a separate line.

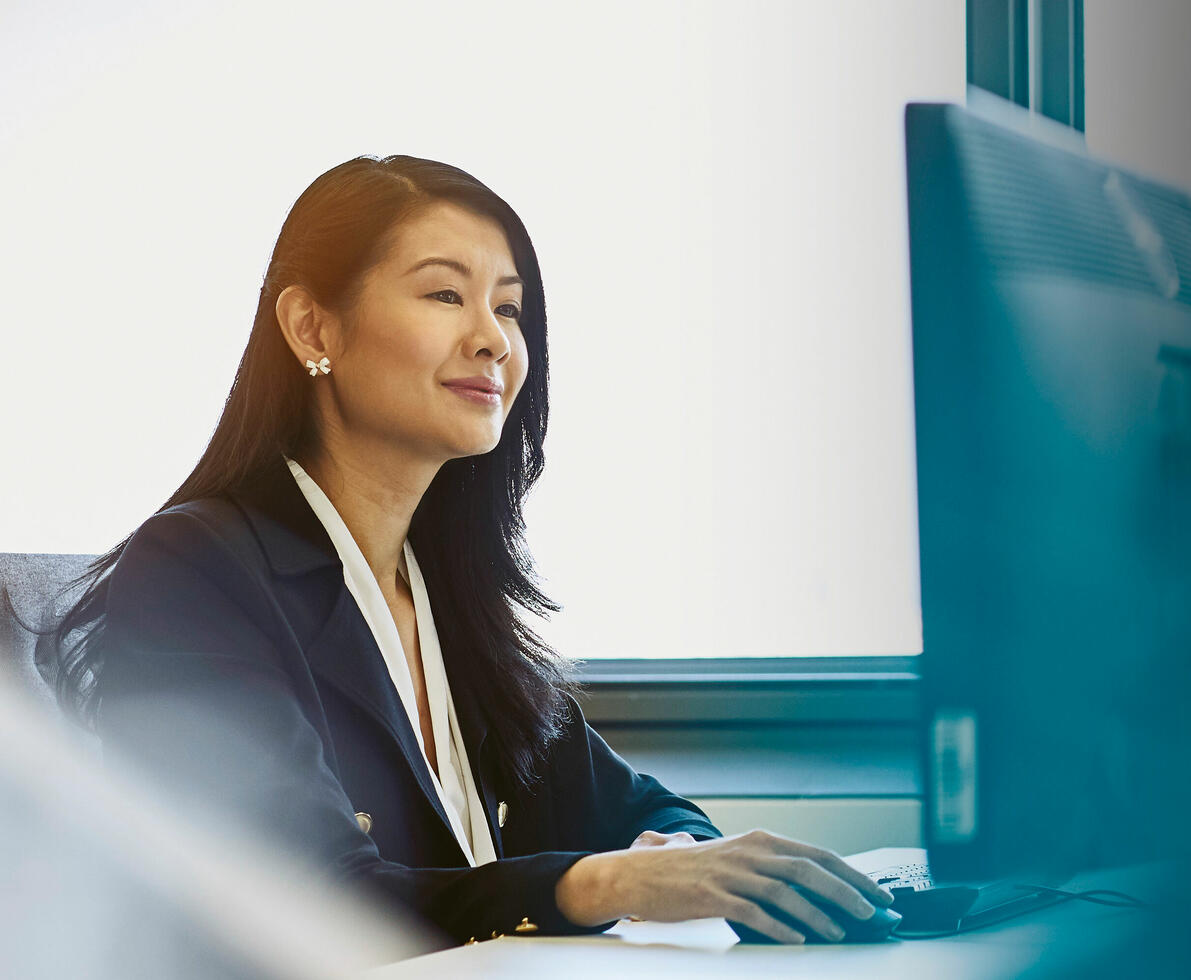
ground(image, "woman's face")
xmin=329 ymin=200 xmax=529 ymax=464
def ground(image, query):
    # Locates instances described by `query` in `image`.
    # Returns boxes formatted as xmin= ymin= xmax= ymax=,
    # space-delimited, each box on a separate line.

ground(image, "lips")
xmin=443 ymin=379 xmax=503 ymax=395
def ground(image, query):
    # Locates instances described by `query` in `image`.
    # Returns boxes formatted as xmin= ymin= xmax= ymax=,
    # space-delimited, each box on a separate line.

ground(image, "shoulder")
xmin=109 ymin=496 xmax=275 ymax=625
xmin=541 ymin=690 xmax=603 ymax=760
xmin=118 ymin=497 xmax=266 ymax=579
xmin=559 ymin=690 xmax=588 ymax=729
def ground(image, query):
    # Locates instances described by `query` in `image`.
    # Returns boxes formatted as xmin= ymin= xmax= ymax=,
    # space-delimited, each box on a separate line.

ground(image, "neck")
xmin=294 ymin=436 xmax=443 ymax=595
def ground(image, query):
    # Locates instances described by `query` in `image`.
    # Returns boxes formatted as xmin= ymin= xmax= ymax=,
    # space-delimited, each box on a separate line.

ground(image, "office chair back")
xmin=0 ymin=552 xmax=102 ymax=757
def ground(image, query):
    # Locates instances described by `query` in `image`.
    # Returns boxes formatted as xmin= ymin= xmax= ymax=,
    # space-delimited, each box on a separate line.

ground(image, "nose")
xmin=469 ymin=306 xmax=514 ymax=362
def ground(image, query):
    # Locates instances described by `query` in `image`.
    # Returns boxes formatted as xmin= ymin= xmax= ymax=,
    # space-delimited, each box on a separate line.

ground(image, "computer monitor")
xmin=905 ymin=99 xmax=1191 ymax=887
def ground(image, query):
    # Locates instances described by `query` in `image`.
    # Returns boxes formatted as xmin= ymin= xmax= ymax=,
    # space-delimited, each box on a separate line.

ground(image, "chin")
xmin=451 ymin=433 xmax=503 ymax=460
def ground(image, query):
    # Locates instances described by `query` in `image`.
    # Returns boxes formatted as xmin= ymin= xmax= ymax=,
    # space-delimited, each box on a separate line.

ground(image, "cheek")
xmin=510 ymin=336 xmax=531 ymax=394
xmin=394 ymin=324 xmax=442 ymax=367
xmin=366 ymin=325 xmax=444 ymax=384
xmin=342 ymin=324 xmax=445 ymax=423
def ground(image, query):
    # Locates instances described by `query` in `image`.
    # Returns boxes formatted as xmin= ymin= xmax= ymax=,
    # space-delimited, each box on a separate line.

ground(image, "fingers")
xmin=808 ymin=849 xmax=897 ymax=908
xmin=721 ymin=870 xmax=847 ymax=942
xmin=754 ymin=856 xmax=877 ymax=921
xmin=746 ymin=875 xmax=849 ymax=941
xmin=622 ymin=830 xmax=891 ymax=942
xmin=721 ymin=894 xmax=807 ymax=945
xmin=741 ymin=831 xmax=894 ymax=908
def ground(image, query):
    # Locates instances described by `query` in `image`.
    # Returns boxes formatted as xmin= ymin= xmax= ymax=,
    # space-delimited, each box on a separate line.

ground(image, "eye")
xmin=429 ymin=290 xmax=522 ymax=322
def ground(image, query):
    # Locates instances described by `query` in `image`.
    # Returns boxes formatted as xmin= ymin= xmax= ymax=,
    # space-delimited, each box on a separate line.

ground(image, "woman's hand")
xmin=555 ymin=829 xmax=895 ymax=944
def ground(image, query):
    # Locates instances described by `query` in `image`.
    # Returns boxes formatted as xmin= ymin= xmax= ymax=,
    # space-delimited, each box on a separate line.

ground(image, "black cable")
xmin=892 ymin=883 xmax=1149 ymax=940
xmin=1009 ymin=884 xmax=1148 ymax=909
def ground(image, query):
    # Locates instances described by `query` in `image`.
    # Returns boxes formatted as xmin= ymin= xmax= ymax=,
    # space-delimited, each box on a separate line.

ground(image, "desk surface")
xmin=365 ymin=848 xmax=1179 ymax=979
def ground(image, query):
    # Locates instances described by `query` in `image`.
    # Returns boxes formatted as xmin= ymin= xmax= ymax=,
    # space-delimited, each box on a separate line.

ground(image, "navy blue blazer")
xmin=95 ymin=452 xmax=721 ymax=948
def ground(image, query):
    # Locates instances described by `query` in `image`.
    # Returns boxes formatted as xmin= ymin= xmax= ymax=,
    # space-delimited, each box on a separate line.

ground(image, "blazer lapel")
xmin=443 ymin=653 xmax=504 ymax=858
xmin=229 ymin=452 xmax=457 ymax=842
xmin=302 ymin=584 xmax=456 ymax=837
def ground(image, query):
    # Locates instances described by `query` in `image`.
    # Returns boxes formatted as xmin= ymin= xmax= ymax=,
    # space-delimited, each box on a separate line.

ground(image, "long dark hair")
xmin=47 ymin=154 xmax=577 ymax=791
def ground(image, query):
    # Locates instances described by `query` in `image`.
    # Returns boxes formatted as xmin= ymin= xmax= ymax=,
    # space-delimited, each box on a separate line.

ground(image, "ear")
xmin=275 ymin=284 xmax=340 ymax=370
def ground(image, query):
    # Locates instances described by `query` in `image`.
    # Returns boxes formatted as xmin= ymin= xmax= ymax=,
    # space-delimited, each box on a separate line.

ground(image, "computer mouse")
xmin=728 ymin=885 xmax=903 ymax=944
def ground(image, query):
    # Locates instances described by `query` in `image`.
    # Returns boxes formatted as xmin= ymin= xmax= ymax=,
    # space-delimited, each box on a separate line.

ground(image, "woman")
xmin=51 ymin=154 xmax=894 ymax=951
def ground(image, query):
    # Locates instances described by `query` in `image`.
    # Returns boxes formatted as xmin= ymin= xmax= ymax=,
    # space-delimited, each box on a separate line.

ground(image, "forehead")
xmin=383 ymin=200 xmax=516 ymax=271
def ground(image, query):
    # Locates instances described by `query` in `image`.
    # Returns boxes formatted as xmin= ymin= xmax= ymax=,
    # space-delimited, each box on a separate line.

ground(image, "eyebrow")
xmin=404 ymin=256 xmax=524 ymax=289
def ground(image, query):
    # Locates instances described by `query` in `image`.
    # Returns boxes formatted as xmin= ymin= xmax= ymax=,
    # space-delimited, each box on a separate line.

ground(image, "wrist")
xmin=555 ymin=850 xmax=631 ymax=926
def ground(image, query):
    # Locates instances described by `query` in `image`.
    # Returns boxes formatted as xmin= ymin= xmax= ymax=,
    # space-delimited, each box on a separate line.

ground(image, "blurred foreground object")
xmin=0 ymin=553 xmax=434 ymax=979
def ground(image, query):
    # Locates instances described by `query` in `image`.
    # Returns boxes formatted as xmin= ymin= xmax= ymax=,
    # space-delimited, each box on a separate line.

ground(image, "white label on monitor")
xmin=931 ymin=709 xmax=978 ymax=843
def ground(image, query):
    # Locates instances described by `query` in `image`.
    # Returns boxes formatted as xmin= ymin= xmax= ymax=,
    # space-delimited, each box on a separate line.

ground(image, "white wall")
xmin=1084 ymin=0 xmax=1191 ymax=191
xmin=2 ymin=2 xmax=964 ymax=660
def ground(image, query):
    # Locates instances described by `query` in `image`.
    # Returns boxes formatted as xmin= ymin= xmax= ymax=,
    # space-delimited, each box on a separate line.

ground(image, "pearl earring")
xmin=305 ymin=356 xmax=331 ymax=377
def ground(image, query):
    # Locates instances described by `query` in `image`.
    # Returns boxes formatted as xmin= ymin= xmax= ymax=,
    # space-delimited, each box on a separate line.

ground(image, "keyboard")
xmin=871 ymin=861 xmax=933 ymax=892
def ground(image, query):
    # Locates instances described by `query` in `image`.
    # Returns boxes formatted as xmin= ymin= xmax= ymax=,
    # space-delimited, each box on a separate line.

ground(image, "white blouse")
xmin=283 ymin=455 xmax=498 ymax=867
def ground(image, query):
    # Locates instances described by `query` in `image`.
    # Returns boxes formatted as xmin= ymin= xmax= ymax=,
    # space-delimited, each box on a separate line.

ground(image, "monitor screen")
xmin=905 ymin=99 xmax=1191 ymax=884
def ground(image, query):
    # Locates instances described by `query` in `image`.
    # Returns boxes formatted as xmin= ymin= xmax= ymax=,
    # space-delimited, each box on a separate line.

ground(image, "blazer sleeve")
xmin=96 ymin=509 xmax=616 ymax=950
xmin=535 ymin=693 xmax=723 ymax=853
